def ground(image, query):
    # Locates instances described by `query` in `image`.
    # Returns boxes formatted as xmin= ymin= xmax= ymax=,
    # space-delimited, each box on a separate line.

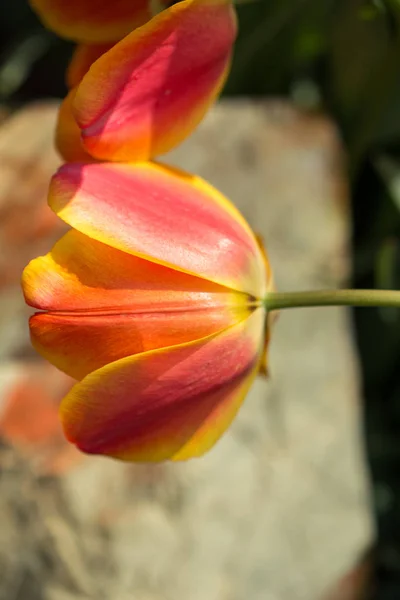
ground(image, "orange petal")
xmin=60 ymin=307 xmax=266 ymax=462
xmin=72 ymin=0 xmax=237 ymax=161
xmin=49 ymin=161 xmax=269 ymax=297
xmin=29 ymin=0 xmax=152 ymax=43
xmin=55 ymin=89 xmax=95 ymax=163
xmin=67 ymin=43 xmax=113 ymax=88
xmin=23 ymin=230 xmax=250 ymax=380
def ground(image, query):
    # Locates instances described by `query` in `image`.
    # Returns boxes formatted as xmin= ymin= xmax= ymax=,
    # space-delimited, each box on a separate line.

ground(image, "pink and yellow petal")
xmin=72 ymin=0 xmax=237 ymax=161
xmin=29 ymin=0 xmax=152 ymax=43
xmin=55 ymin=90 xmax=94 ymax=163
xmin=22 ymin=229 xmax=251 ymax=313
xmin=60 ymin=307 xmax=266 ymax=462
xmin=29 ymin=305 xmax=251 ymax=381
xmin=67 ymin=44 xmax=113 ymax=89
xmin=49 ymin=162 xmax=268 ymax=298
xmin=23 ymin=230 xmax=251 ymax=380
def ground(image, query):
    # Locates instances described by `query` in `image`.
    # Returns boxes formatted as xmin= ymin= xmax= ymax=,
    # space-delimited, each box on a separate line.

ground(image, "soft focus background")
xmin=0 ymin=1 xmax=399 ymax=599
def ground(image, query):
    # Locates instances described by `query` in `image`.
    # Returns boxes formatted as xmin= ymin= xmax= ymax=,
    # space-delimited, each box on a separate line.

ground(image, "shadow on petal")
xmin=73 ymin=0 xmax=237 ymax=161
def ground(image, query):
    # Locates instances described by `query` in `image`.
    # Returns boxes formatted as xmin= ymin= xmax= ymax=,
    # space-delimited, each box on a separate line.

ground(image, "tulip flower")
xmin=29 ymin=0 xmax=155 ymax=43
xmin=56 ymin=0 xmax=237 ymax=163
xmin=23 ymin=0 xmax=400 ymax=469
xmin=22 ymin=161 xmax=272 ymax=462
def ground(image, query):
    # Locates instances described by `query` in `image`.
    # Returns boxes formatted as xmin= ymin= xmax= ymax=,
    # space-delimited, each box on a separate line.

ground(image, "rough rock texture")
xmin=0 ymin=101 xmax=373 ymax=600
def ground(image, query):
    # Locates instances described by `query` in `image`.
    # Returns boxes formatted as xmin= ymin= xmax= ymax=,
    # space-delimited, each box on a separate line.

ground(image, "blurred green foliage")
xmin=232 ymin=14 xmax=400 ymax=594
xmin=233 ymin=7 xmax=400 ymax=594
xmin=1 ymin=0 xmax=400 ymax=596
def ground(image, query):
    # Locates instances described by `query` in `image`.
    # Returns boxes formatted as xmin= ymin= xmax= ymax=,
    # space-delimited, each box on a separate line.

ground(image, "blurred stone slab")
xmin=0 ymin=101 xmax=373 ymax=600
xmin=165 ymin=101 xmax=373 ymax=600
xmin=0 ymin=102 xmax=65 ymax=361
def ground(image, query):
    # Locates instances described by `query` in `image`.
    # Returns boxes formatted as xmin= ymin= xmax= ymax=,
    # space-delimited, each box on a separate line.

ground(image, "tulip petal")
xmin=49 ymin=162 xmax=268 ymax=297
xmin=55 ymin=90 xmax=95 ymax=163
xmin=72 ymin=0 xmax=237 ymax=161
xmin=29 ymin=0 xmax=152 ymax=43
xmin=23 ymin=229 xmax=247 ymax=312
xmin=23 ymin=230 xmax=251 ymax=380
xmin=67 ymin=44 xmax=113 ymax=88
xmin=60 ymin=307 xmax=265 ymax=462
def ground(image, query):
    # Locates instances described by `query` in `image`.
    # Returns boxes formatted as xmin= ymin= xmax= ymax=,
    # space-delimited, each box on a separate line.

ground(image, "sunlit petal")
xmin=49 ymin=161 xmax=268 ymax=297
xmin=23 ymin=230 xmax=251 ymax=380
xmin=72 ymin=0 xmax=237 ymax=161
xmin=60 ymin=307 xmax=265 ymax=461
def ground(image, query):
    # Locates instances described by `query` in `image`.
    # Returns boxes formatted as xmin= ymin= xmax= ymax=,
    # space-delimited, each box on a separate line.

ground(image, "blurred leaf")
xmin=376 ymin=154 xmax=400 ymax=212
xmin=359 ymin=0 xmax=387 ymax=20
xmin=328 ymin=0 xmax=400 ymax=172
xmin=294 ymin=29 xmax=325 ymax=62
xmin=227 ymin=0 xmax=334 ymax=95
xmin=0 ymin=31 xmax=51 ymax=100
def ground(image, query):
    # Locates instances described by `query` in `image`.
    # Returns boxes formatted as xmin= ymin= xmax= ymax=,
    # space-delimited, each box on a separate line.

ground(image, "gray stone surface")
xmin=0 ymin=101 xmax=373 ymax=600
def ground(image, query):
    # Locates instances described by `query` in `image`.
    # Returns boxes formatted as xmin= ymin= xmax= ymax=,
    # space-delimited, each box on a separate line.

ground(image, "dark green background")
xmin=1 ymin=1 xmax=400 ymax=596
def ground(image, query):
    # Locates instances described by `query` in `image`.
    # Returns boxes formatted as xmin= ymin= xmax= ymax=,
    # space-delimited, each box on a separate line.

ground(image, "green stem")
xmin=263 ymin=289 xmax=400 ymax=311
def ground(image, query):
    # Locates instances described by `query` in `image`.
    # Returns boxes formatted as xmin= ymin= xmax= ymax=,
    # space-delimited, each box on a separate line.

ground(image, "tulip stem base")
xmin=263 ymin=289 xmax=400 ymax=311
